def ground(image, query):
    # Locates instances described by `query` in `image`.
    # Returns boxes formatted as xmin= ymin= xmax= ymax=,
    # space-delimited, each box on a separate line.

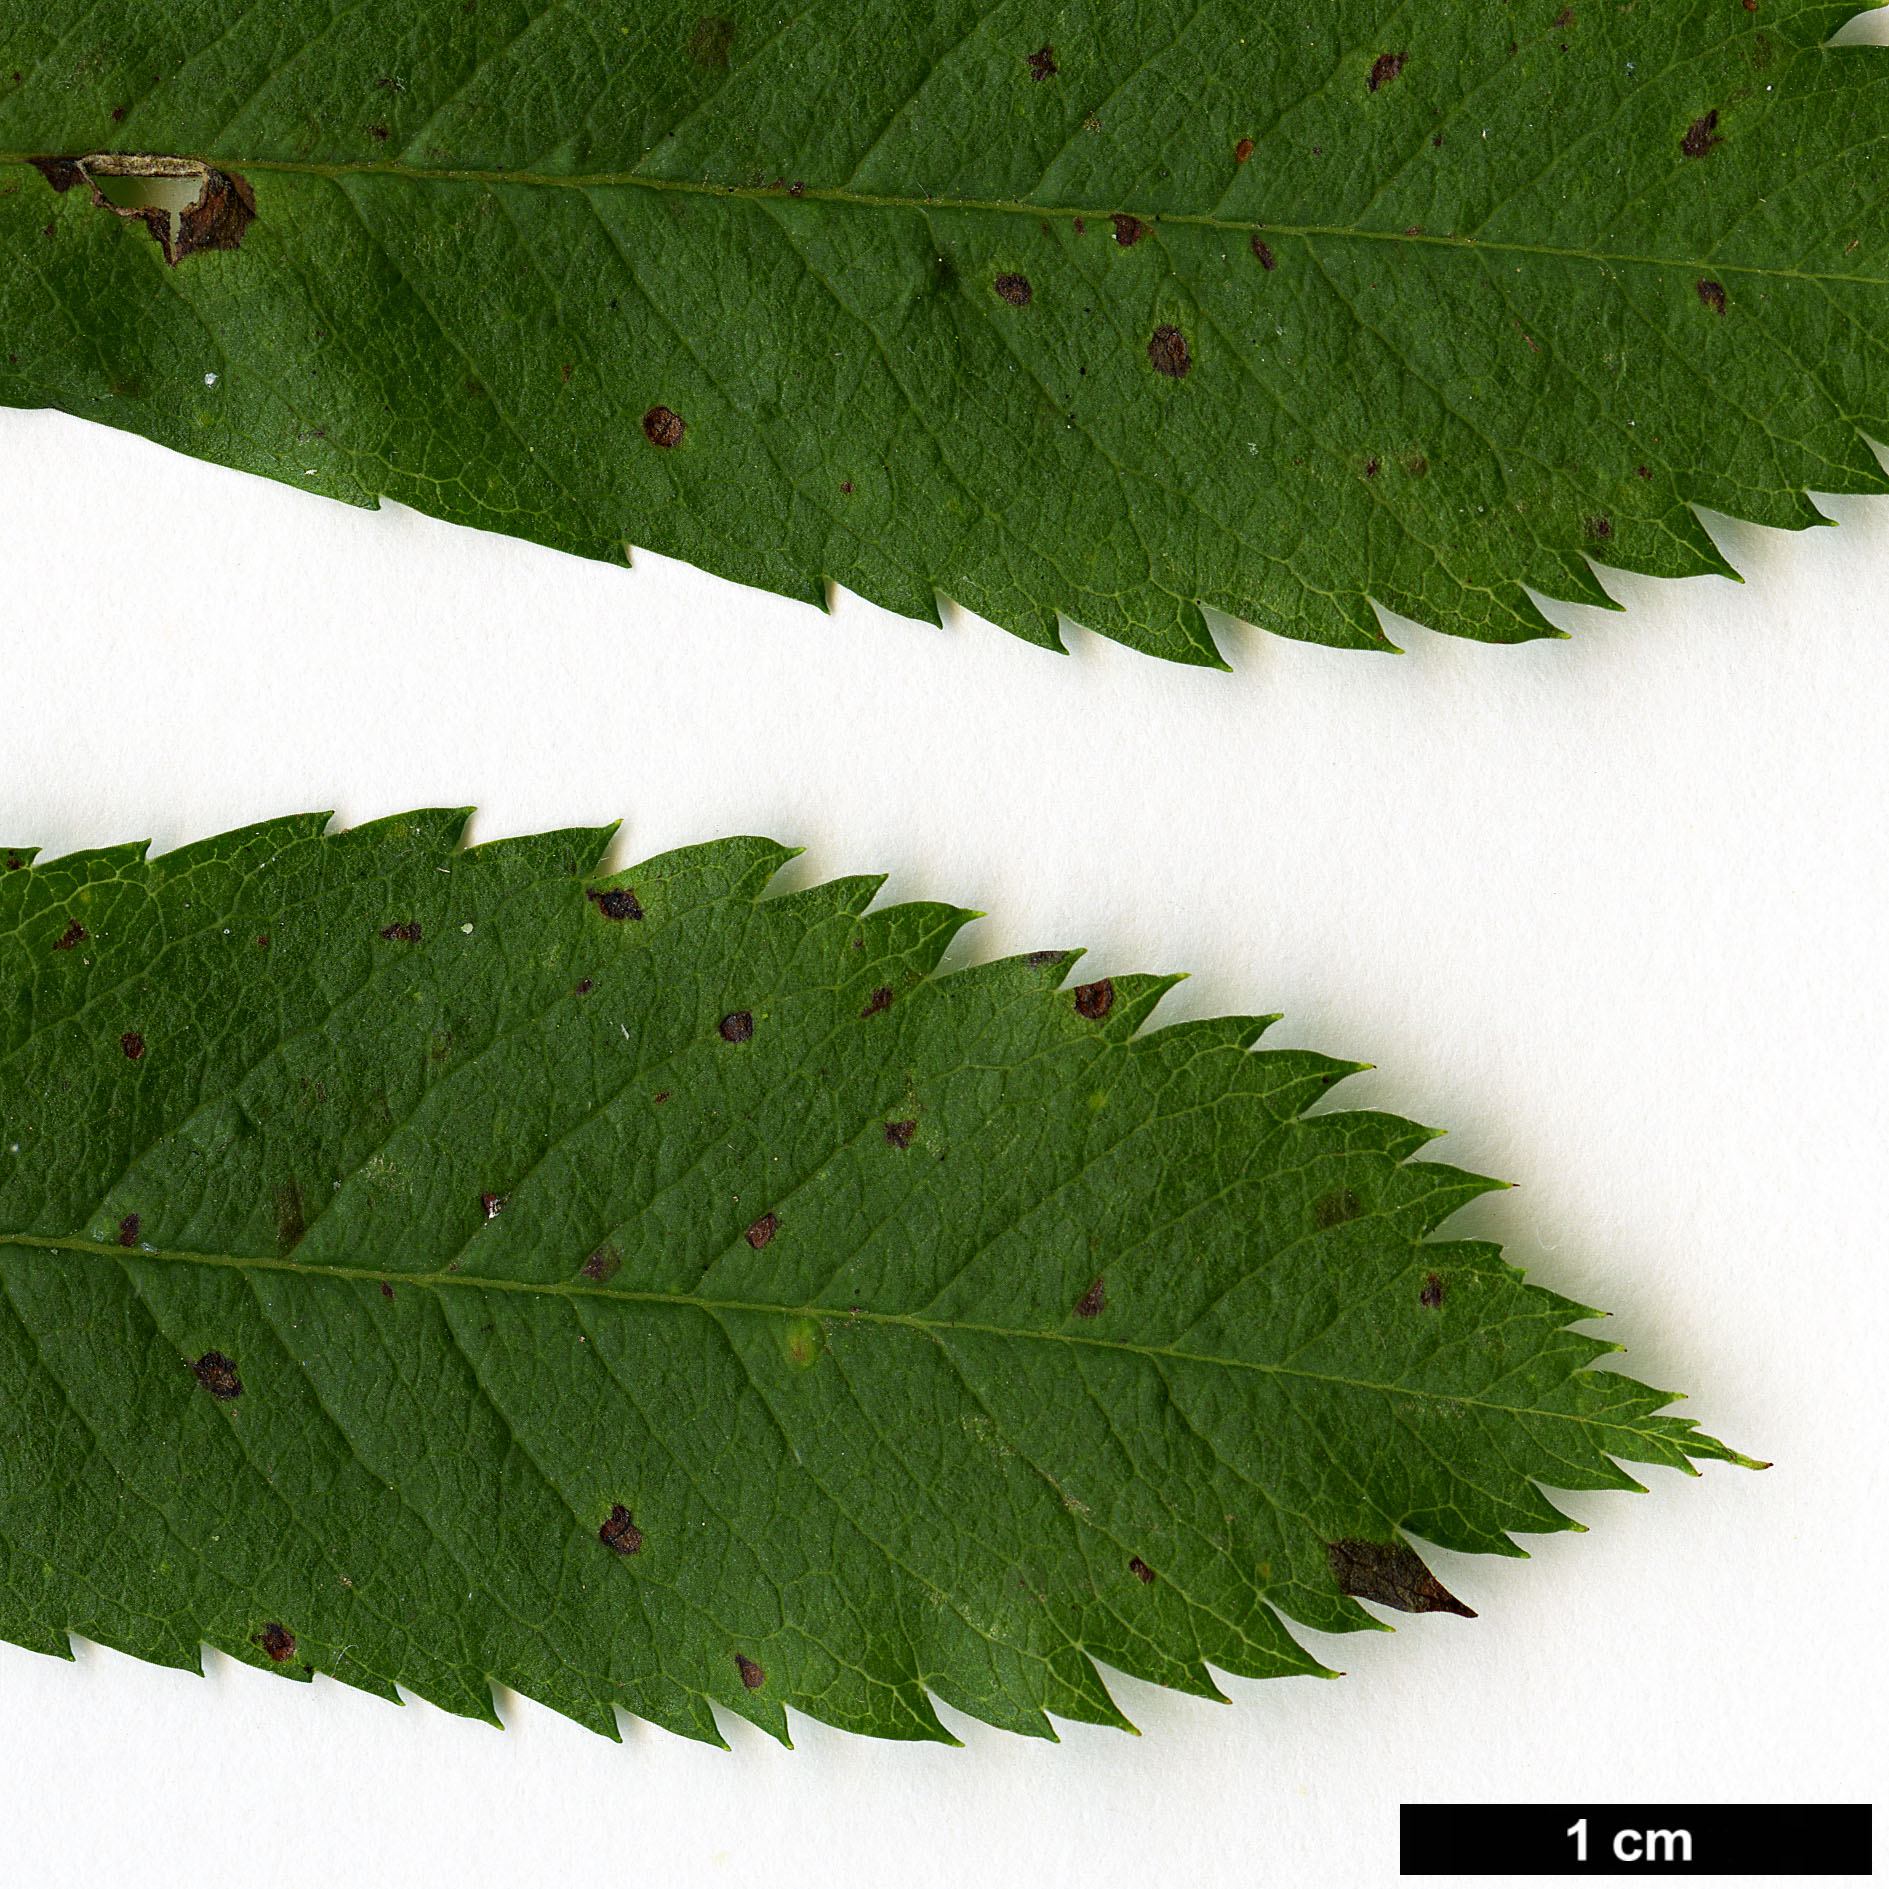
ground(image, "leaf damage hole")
xmin=1128 ymin=1555 xmax=1155 ymax=1584
xmin=884 ymin=1119 xmax=917 ymax=1149
xmin=481 ymin=1191 xmax=509 ymax=1220
xmin=745 ymin=1211 xmax=778 ymax=1249
xmin=859 ymin=985 xmax=893 ymax=1019
xmin=586 ymin=886 xmax=644 ymax=921
xmin=33 ymin=154 xmax=255 ymax=265
xmin=994 ymin=272 xmax=1032 ymax=306
xmin=192 ymin=1351 xmax=243 ymax=1400
xmin=735 ymin=1653 xmax=766 ymax=1689
xmin=1026 ymin=45 xmax=1057 ymax=81
xmin=1682 ymin=110 xmax=1721 ymax=159
xmin=1073 ymin=979 xmax=1114 ymax=1020
xmin=1326 ymin=1538 xmax=1475 ymax=1616
xmin=599 ymin=1504 xmax=644 ymax=1554
xmin=719 ymin=1010 xmax=754 ymax=1042
xmin=1368 ymin=52 xmax=1407 ymax=92
xmin=256 ymin=1623 xmax=297 ymax=1662
xmin=1074 ymin=1276 xmax=1108 ymax=1318
xmin=1148 ymin=325 xmax=1191 ymax=379
xmin=643 ymin=405 xmax=686 ymax=449
xmin=120 ymin=1030 xmax=145 ymax=1060
xmin=1697 ymin=278 xmax=1727 ymax=315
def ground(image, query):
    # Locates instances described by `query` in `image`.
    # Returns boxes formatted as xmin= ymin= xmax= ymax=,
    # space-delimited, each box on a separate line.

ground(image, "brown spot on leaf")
xmin=5 ymin=855 xmax=23 ymax=872
xmin=599 ymin=1504 xmax=644 ymax=1554
xmin=586 ymin=886 xmax=644 ymax=921
xmin=76 ymin=158 xmax=257 ymax=266
xmin=1697 ymin=278 xmax=1727 ymax=315
xmin=859 ymin=986 xmax=893 ymax=1019
xmin=1368 ymin=52 xmax=1407 ymax=92
xmin=1073 ymin=979 xmax=1114 ymax=1020
xmin=1252 ymin=235 xmax=1277 ymax=270
xmin=29 ymin=158 xmax=84 ymax=193
xmin=53 ymin=920 xmax=86 ymax=951
xmin=1682 ymin=110 xmax=1721 ymax=159
xmin=1585 ymin=515 xmax=1615 ymax=542
xmin=117 ymin=1213 xmax=139 ymax=1248
xmin=1234 ymin=137 xmax=1254 ymax=163
xmin=1111 ymin=212 xmax=1143 ymax=246
xmin=1025 ymin=950 xmax=1065 ymax=967
xmin=1637 ymin=465 xmax=1652 ymax=479
xmin=1327 ymin=1538 xmax=1474 ymax=1616
xmin=1148 ymin=324 xmax=1191 ymax=379
xmin=1074 ymin=216 xmax=1085 ymax=235
xmin=380 ymin=1281 xmax=394 ymax=1299
xmin=719 ymin=1010 xmax=754 ymax=1043
xmin=786 ymin=180 xmax=805 ymax=198
xmin=1026 ymin=44 xmax=1057 ymax=81
xmin=884 ymin=1119 xmax=917 ymax=1149
xmin=643 ymin=405 xmax=685 ymax=449
xmin=745 ymin=1211 xmax=778 ymax=1249
xmin=686 ymin=15 xmax=735 ymax=66
xmin=481 ymin=1192 xmax=508 ymax=1220
xmin=1315 ymin=1189 xmax=1361 ymax=1229
xmin=368 ymin=123 xmax=389 ymax=141
xmin=1404 ymin=451 xmax=1429 ymax=478
xmin=994 ymin=272 xmax=1032 ymax=306
xmin=575 ymin=979 xmax=594 ymax=996
xmin=1553 ymin=5 xmax=1574 ymax=25
xmin=736 ymin=1653 xmax=766 ymax=1689
xmin=1420 ymin=1271 xmax=1445 ymax=1308
xmin=1074 ymin=1276 xmax=1108 ymax=1318
xmin=582 ymin=1245 xmax=623 ymax=1283
xmin=256 ymin=1623 xmax=296 ymax=1662
xmin=840 ymin=480 xmax=852 ymax=493
xmin=120 ymin=1031 xmax=145 ymax=1061
xmin=1364 ymin=457 xmax=1381 ymax=479
xmin=255 ymin=933 xmax=270 ymax=948
xmin=192 ymin=1351 xmax=242 ymax=1400
xmin=379 ymin=921 xmax=421 ymax=944
xmin=1128 ymin=1556 xmax=1154 ymax=1584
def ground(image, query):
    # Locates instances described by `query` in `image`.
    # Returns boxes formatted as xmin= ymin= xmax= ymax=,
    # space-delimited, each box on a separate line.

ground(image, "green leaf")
xmin=3 ymin=2 xmax=1887 ymax=662
xmin=0 ymin=811 xmax=1752 ymax=1744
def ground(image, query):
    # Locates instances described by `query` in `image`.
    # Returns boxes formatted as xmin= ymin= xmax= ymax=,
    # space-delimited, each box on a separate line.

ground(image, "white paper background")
xmin=3 ymin=38 xmax=1887 ymax=1865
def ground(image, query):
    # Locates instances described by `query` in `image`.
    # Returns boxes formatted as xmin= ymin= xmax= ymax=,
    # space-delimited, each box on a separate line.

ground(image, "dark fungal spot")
xmin=111 ymin=105 xmax=126 ymax=123
xmin=736 ymin=1653 xmax=766 ymax=1689
xmin=745 ymin=1211 xmax=778 ymax=1250
xmin=599 ymin=1504 xmax=644 ymax=1555
xmin=1111 ymin=212 xmax=1143 ymax=246
xmin=379 ymin=921 xmax=421 ymax=944
xmin=1252 ymin=235 xmax=1277 ymax=270
xmin=192 ymin=1351 xmax=242 ymax=1400
xmin=1420 ymin=1271 xmax=1445 ymax=1309
xmin=481 ymin=1192 xmax=508 ymax=1220
xmin=786 ymin=180 xmax=804 ymax=198
xmin=1327 ymin=1538 xmax=1475 ymax=1617
xmin=380 ymin=1281 xmax=394 ymax=1299
xmin=884 ymin=1119 xmax=917 ymax=1149
xmin=1585 ymin=515 xmax=1615 ymax=542
xmin=581 ymin=1245 xmax=623 ymax=1283
xmin=1128 ymin=1556 xmax=1155 ymax=1585
xmin=1025 ymin=950 xmax=1065 ymax=967
xmin=1315 ymin=1189 xmax=1361 ymax=1229
xmin=256 ymin=1623 xmax=296 ymax=1662
xmin=859 ymin=985 xmax=893 ymax=1019
xmin=368 ymin=122 xmax=388 ymax=141
xmin=5 ymin=855 xmax=22 ymax=871
xmin=1148 ymin=325 xmax=1190 ymax=379
xmin=1074 ymin=1276 xmax=1107 ymax=1318
xmin=686 ymin=15 xmax=735 ymax=66
xmin=31 ymin=157 xmax=84 ymax=193
xmin=719 ymin=1010 xmax=754 ymax=1043
xmin=1026 ymin=44 xmax=1057 ymax=81
xmin=1637 ymin=465 xmax=1652 ymax=479
xmin=1074 ymin=216 xmax=1085 ymax=236
xmin=120 ymin=1031 xmax=145 ymax=1061
xmin=575 ymin=979 xmax=594 ymax=996
xmin=994 ymin=272 xmax=1032 ymax=306
xmin=255 ymin=933 xmax=270 ymax=948
xmin=1364 ymin=456 xmax=1381 ymax=479
xmin=1234 ymin=137 xmax=1254 ymax=163
xmin=586 ymin=886 xmax=644 ymax=921
xmin=117 ymin=1213 xmax=139 ymax=1248
xmin=841 ymin=480 xmax=852 ymax=494
xmin=643 ymin=405 xmax=685 ymax=449
xmin=653 ymin=1090 xmax=670 ymax=1104
xmin=1073 ymin=979 xmax=1114 ymax=1020
xmin=1683 ymin=110 xmax=1721 ymax=159
xmin=1697 ymin=278 xmax=1727 ymax=315
xmin=1368 ymin=51 xmax=1407 ymax=91
xmin=53 ymin=920 xmax=86 ymax=951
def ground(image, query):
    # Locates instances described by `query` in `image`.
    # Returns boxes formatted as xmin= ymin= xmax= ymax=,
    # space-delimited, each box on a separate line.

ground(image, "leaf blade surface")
xmin=0 ymin=813 xmax=1747 ymax=1741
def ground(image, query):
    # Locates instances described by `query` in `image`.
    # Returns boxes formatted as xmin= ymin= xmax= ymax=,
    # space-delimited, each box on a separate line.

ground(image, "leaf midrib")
xmin=1 ymin=1227 xmax=1622 ymax=1435
xmin=5 ymin=150 xmax=1875 ymax=289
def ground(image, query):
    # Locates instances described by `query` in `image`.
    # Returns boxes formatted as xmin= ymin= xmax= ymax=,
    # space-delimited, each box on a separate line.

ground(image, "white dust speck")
xmin=203 ymin=372 xmax=218 ymax=386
